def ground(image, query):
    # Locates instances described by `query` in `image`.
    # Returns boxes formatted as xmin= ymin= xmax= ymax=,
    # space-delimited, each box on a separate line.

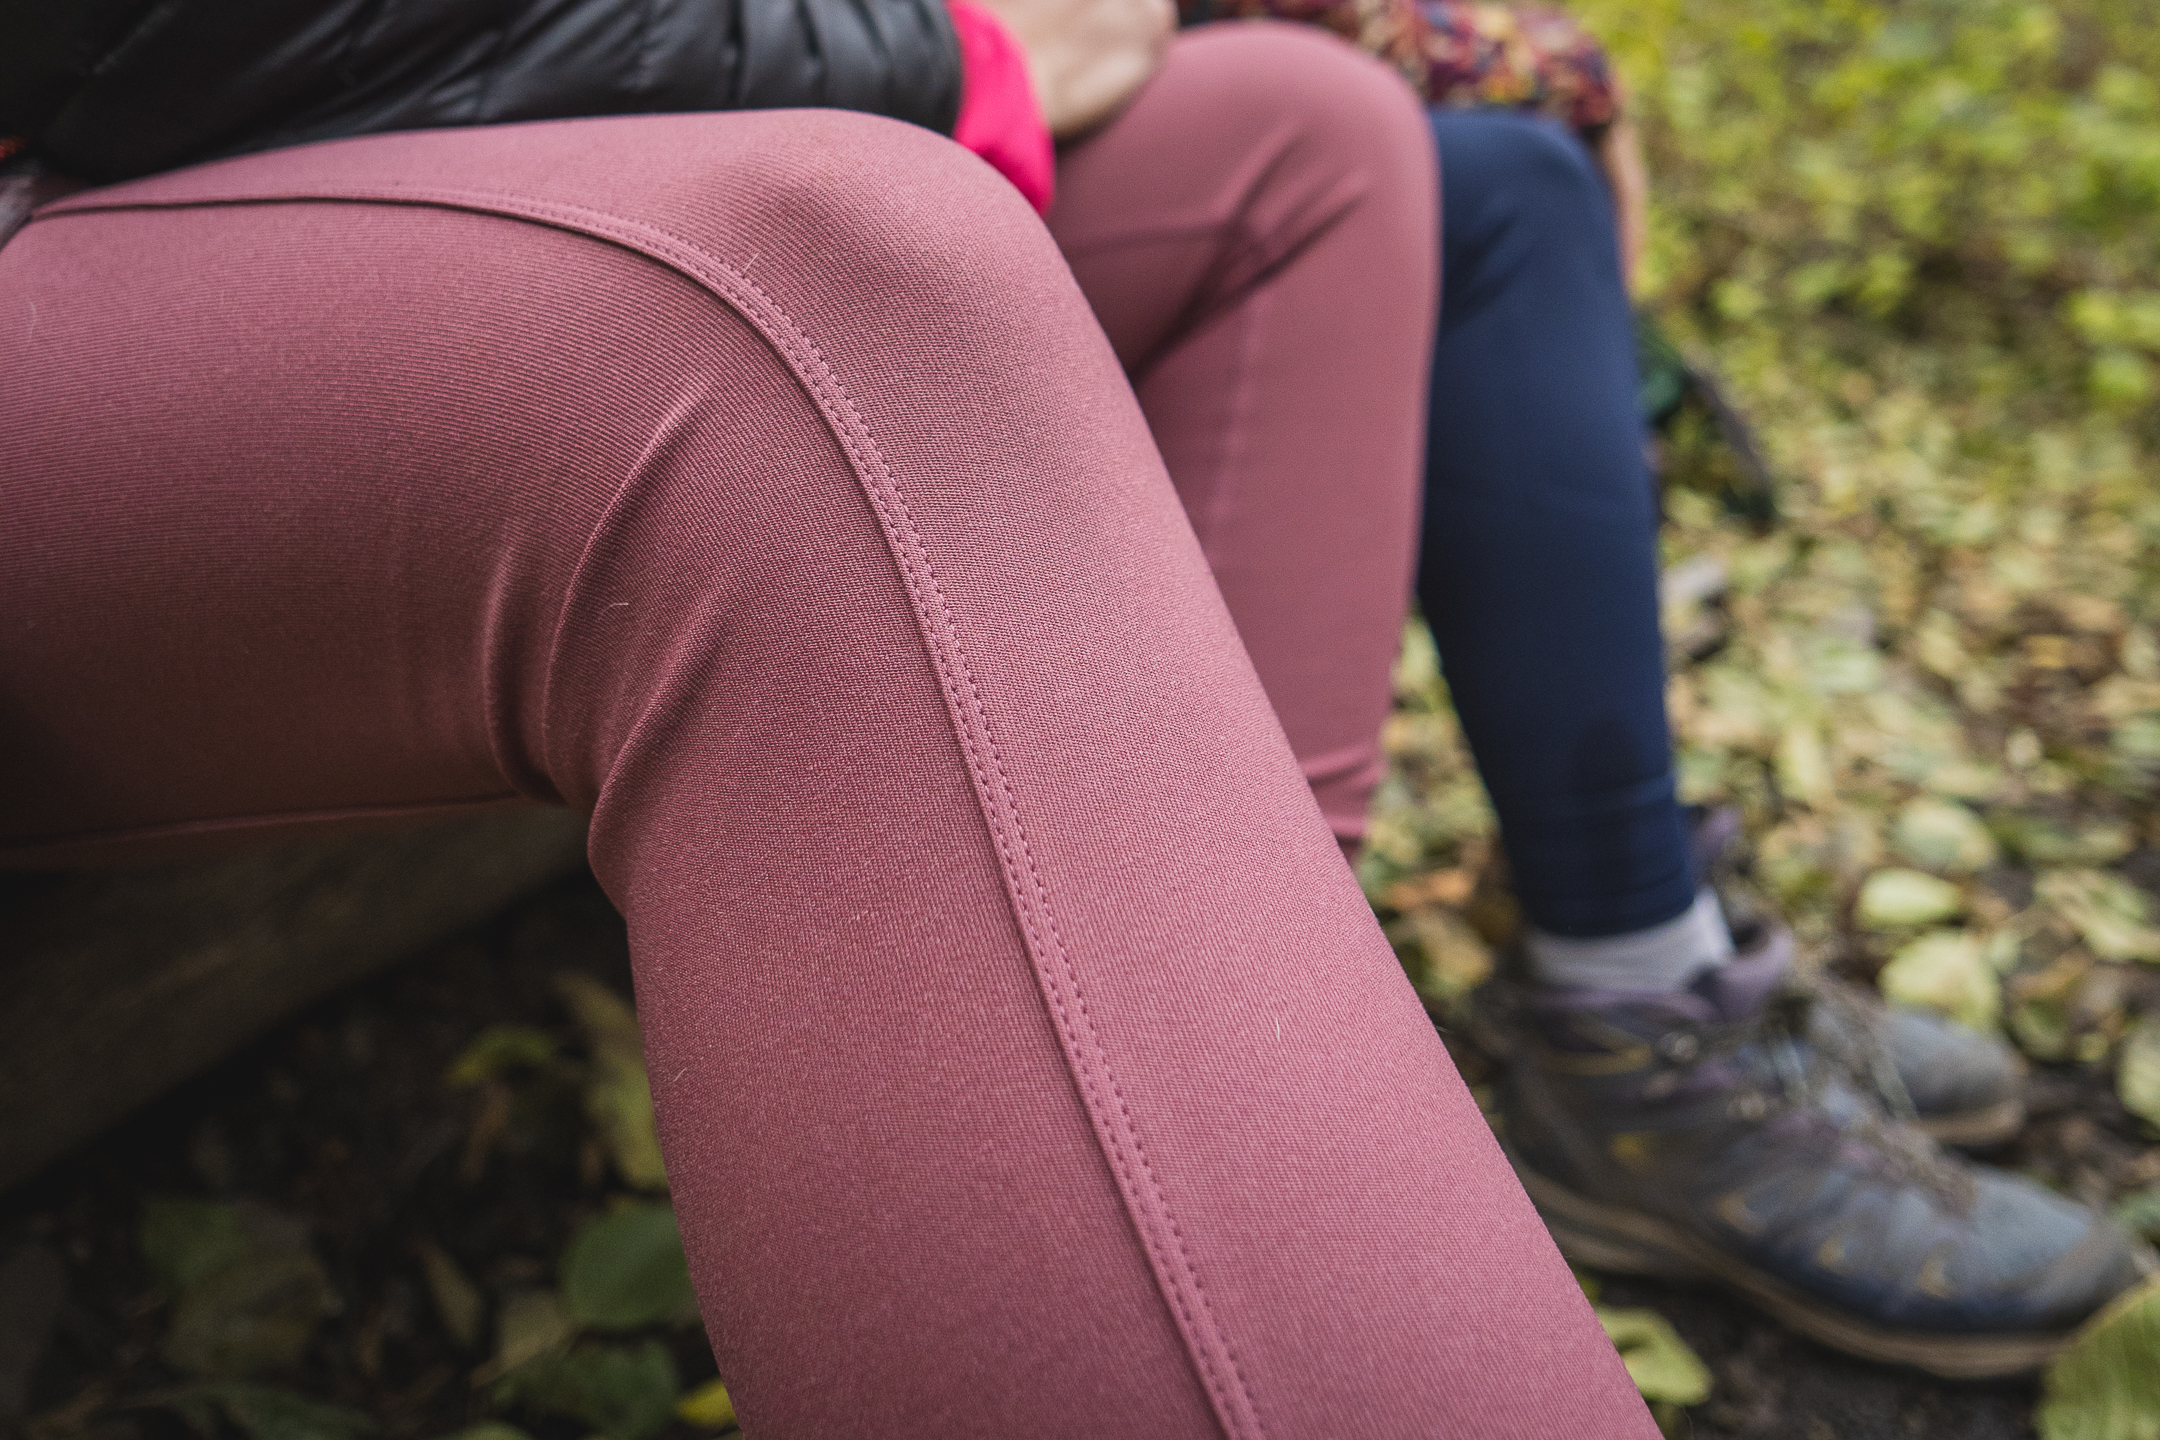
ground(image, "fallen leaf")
xmin=2120 ymin=1018 xmax=2160 ymax=1132
xmin=165 ymin=1250 xmax=336 ymax=1380
xmin=560 ymin=1206 xmax=697 ymax=1333
xmin=163 ymin=1384 xmax=375 ymax=1440
xmin=1879 ymin=931 xmax=2001 ymax=1032
xmin=417 ymin=1243 xmax=484 ymax=1350
xmin=2008 ymin=954 xmax=2091 ymax=1063
xmin=478 ymin=1289 xmax=575 ymax=1385
xmin=1856 ymin=869 xmax=1964 ymax=928
xmin=2113 ymin=1188 xmax=2160 ymax=1243
xmin=140 ymin=1200 xmax=253 ymax=1297
xmin=2059 ymin=594 xmax=2125 ymax=634
xmin=675 ymin=1378 xmax=736 ymax=1430
xmin=1391 ymin=616 xmax=1440 ymax=698
xmin=556 ymin=975 xmax=669 ymax=1191
xmin=1776 ymin=724 xmax=1834 ymax=805
xmin=1804 ymin=634 xmax=1881 ymax=693
xmin=1596 ymin=1306 xmax=1712 ymax=1408
xmin=446 ymin=1027 xmax=559 ymax=1089
xmin=2008 ymin=728 xmax=2044 ymax=770
xmin=2036 ymin=1272 xmax=2160 ymax=1440
xmin=1891 ymin=798 xmax=1999 ymax=874
xmin=1913 ymin=611 xmax=1966 ymax=679
xmin=1995 ymin=817 xmax=2136 ymax=867
xmin=555 ymin=974 xmax=642 ymax=1061
xmin=1383 ymin=868 xmax=1476 ymax=911
xmin=496 ymin=1340 xmax=681 ymax=1440
xmin=2038 ymin=870 xmax=2160 ymax=963
xmin=141 ymin=1202 xmax=335 ymax=1380
xmin=457 ymin=1083 xmax=515 ymax=1187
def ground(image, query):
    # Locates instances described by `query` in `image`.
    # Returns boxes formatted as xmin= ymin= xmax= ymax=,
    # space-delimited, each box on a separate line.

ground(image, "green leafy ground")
xmin=1362 ymin=0 xmax=2160 ymax=1433
xmin=3 ymin=890 xmax=743 ymax=1440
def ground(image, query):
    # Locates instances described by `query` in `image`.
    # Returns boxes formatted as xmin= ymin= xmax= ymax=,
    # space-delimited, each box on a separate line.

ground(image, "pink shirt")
xmin=946 ymin=0 xmax=1055 ymax=214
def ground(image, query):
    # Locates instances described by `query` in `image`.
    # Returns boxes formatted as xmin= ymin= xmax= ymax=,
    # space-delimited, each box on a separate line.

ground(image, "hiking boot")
xmin=1498 ymin=939 xmax=2155 ymax=1377
xmin=1690 ymin=806 xmax=2026 ymax=1146
xmin=1805 ymin=970 xmax=2027 ymax=1146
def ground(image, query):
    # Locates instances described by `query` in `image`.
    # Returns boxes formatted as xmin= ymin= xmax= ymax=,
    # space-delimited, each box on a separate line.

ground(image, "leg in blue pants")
xmin=1416 ymin=113 xmax=2153 ymax=1371
xmin=1418 ymin=108 xmax=1693 ymax=939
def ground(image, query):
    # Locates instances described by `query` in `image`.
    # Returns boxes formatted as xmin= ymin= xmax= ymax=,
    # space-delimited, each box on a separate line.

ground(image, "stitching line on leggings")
xmin=491 ymin=193 xmax=1268 ymax=1440
xmin=42 ymin=185 xmax=1266 ymax=1440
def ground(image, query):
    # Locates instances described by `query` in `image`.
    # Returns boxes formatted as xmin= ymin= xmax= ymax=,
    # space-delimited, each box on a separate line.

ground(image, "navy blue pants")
xmin=1420 ymin=109 xmax=1693 ymax=938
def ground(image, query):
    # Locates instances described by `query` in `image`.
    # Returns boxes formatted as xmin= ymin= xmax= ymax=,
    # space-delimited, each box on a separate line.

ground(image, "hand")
xmin=973 ymin=0 xmax=1176 ymax=139
xmin=1593 ymin=116 xmax=1649 ymax=294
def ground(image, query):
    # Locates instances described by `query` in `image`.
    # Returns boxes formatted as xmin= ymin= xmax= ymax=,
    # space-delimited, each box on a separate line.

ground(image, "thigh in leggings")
xmin=1050 ymin=22 xmax=1437 ymax=848
xmin=0 ymin=113 xmax=1648 ymax=1437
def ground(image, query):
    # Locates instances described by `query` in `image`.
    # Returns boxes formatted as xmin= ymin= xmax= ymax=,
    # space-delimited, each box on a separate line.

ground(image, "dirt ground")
xmin=6 ymin=867 xmax=2126 ymax=1438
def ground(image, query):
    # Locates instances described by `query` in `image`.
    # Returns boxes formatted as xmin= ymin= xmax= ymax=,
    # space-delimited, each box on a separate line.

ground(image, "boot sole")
xmin=1509 ymin=1151 xmax=2068 ymax=1379
xmin=1913 ymin=1096 xmax=2025 ymax=1149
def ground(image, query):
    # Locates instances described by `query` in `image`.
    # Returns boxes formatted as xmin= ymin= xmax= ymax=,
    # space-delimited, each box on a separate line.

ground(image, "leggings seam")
xmin=39 ymin=184 xmax=1266 ymax=1439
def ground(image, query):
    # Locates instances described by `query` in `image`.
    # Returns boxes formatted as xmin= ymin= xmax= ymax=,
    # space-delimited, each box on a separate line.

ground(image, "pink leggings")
xmin=0 ymin=24 xmax=1650 ymax=1439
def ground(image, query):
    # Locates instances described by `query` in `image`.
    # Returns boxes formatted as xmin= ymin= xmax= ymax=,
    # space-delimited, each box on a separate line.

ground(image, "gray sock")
xmin=1527 ymin=888 xmax=1735 ymax=993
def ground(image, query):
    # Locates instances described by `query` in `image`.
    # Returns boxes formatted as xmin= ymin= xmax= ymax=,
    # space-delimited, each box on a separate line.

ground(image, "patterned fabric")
xmin=1180 ymin=0 xmax=1622 ymax=136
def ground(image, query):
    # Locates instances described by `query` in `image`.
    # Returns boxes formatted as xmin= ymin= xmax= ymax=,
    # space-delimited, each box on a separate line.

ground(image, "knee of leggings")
xmin=720 ymin=109 xmax=1161 ymax=461
xmin=1177 ymin=20 xmax=1435 ymax=188
xmin=489 ymin=107 xmax=1090 ymax=385
xmin=514 ymin=110 xmax=1151 ymax=809
xmin=691 ymin=108 xmax=1079 ymax=341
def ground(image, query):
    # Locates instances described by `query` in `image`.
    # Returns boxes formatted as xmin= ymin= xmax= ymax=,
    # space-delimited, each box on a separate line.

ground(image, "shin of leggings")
xmin=1419 ymin=109 xmax=1696 ymax=937
xmin=1050 ymin=23 xmax=1436 ymax=849
xmin=0 ymin=114 xmax=1652 ymax=1437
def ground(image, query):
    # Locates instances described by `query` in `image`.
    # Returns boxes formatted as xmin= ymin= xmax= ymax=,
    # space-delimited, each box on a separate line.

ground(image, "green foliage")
xmin=555 ymin=974 xmax=670 ymax=1192
xmin=2121 ymin=1017 xmax=2160 ymax=1132
xmin=416 ymin=1242 xmax=485 ymax=1351
xmin=2115 ymin=1187 xmax=2160 ymax=1241
xmin=675 ymin=1378 xmax=737 ymax=1431
xmin=430 ymin=1427 xmax=534 ymax=1440
xmin=1582 ymin=0 xmax=2160 ymax=391
xmin=446 ymin=1026 xmax=560 ymax=1088
xmin=2041 ymin=869 xmax=2160 ymax=961
xmin=164 ymin=1384 xmax=377 ymax=1440
xmin=142 ymin=1201 xmax=257 ymax=1297
xmin=1596 ymin=1307 xmax=1713 ymax=1408
xmin=1891 ymin=797 xmax=1998 ymax=873
xmin=414 ymin=980 xmax=706 ymax=1439
xmin=1879 ymin=930 xmax=2000 ymax=1031
xmin=483 ymin=1290 xmax=576 ymax=1381
xmin=560 ymin=1205 xmax=698 ymax=1332
xmin=495 ymin=1341 xmax=682 ymax=1440
xmin=2038 ymin=1274 xmax=2160 ymax=1440
xmin=1856 ymin=869 xmax=1964 ymax=929
xmin=1560 ymin=0 xmax=2160 ymax=892
xmin=412 ymin=984 xmax=706 ymax=1437
xmin=140 ymin=1201 xmax=336 ymax=1380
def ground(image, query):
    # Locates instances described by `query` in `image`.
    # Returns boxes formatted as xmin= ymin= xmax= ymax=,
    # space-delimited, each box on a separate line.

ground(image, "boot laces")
xmin=1738 ymin=985 xmax=1977 ymax=1210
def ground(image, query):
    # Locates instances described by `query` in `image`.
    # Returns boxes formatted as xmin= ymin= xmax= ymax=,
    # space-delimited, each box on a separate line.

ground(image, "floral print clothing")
xmin=1178 ymin=0 xmax=1622 ymax=137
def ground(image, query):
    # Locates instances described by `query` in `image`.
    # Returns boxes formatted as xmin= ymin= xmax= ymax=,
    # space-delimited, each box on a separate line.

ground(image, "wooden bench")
xmin=0 ymin=809 xmax=588 ymax=1193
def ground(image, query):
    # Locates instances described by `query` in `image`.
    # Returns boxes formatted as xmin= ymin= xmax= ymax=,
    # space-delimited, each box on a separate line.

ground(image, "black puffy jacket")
xmin=0 ymin=0 xmax=963 ymax=183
